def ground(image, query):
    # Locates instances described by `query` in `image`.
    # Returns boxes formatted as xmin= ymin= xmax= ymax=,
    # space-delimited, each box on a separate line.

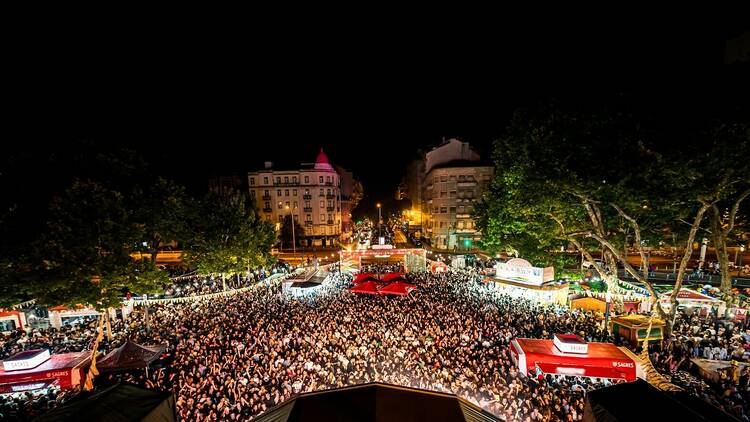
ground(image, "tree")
xmin=26 ymin=180 xmax=168 ymax=308
xmin=130 ymin=178 xmax=195 ymax=263
xmin=184 ymin=191 xmax=276 ymax=286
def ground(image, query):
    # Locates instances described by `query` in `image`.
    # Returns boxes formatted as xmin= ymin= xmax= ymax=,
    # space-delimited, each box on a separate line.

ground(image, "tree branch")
xmin=611 ymin=203 xmax=649 ymax=280
xmin=724 ymin=187 xmax=750 ymax=237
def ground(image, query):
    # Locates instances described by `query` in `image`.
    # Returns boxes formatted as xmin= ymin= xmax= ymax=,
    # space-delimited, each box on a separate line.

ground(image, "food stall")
xmin=610 ymin=314 xmax=665 ymax=347
xmin=510 ymin=334 xmax=643 ymax=381
xmin=659 ymin=288 xmax=725 ymax=316
xmin=487 ymin=258 xmax=569 ymax=305
xmin=0 ymin=350 xmax=92 ymax=393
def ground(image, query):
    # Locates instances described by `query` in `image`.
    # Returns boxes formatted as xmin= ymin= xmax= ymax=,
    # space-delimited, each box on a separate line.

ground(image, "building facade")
xmin=248 ymin=149 xmax=344 ymax=248
xmin=423 ymin=164 xmax=493 ymax=250
xmin=402 ymin=138 xmax=493 ymax=250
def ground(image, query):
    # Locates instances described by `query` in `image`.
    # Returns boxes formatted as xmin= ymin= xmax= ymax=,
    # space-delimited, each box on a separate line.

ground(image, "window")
xmin=433 ymin=207 xmax=439 ymax=214
xmin=276 ymin=177 xmax=281 ymax=184
xmin=306 ymin=214 xmax=312 ymax=222
xmin=277 ymin=202 xmax=283 ymax=209
xmin=326 ymin=176 xmax=331 ymax=183
xmin=327 ymin=200 xmax=332 ymax=207
xmin=457 ymin=221 xmax=464 ymax=229
xmin=458 ymin=175 xmax=465 ymax=181
xmin=305 ymin=189 xmax=310 ymax=195
xmin=458 ymin=205 xmax=465 ymax=212
xmin=293 ymin=189 xmax=297 ymax=196
xmin=449 ymin=191 xmax=456 ymax=198
xmin=250 ymin=190 xmax=256 ymax=199
xmin=285 ymin=189 xmax=289 ymax=196
xmin=264 ymin=201 xmax=270 ymax=209
xmin=327 ymin=188 xmax=332 ymax=195
xmin=304 ymin=176 xmax=309 ymax=183
xmin=439 ymin=222 xmax=446 ymax=228
xmin=449 ymin=207 xmax=456 ymax=214
xmin=264 ymin=189 xmax=269 ymax=196
xmin=250 ymin=178 xmax=255 ymax=185
xmin=293 ymin=201 xmax=298 ymax=209
xmin=277 ymin=190 xmax=282 ymax=196
xmin=320 ymin=200 xmax=325 ymax=208
xmin=305 ymin=201 xmax=311 ymax=208
xmin=440 ymin=207 xmax=447 ymax=213
xmin=449 ymin=175 xmax=456 ymax=181
xmin=284 ymin=176 xmax=289 ymax=183
xmin=285 ymin=201 xmax=290 ymax=208
xmin=319 ymin=176 xmax=324 ymax=183
xmin=319 ymin=189 xmax=324 ymax=196
xmin=440 ymin=176 xmax=448 ymax=182
xmin=440 ymin=191 xmax=447 ymax=198
xmin=292 ymin=176 xmax=297 ymax=183
xmin=328 ymin=213 xmax=332 ymax=221
xmin=263 ymin=177 xmax=269 ymax=184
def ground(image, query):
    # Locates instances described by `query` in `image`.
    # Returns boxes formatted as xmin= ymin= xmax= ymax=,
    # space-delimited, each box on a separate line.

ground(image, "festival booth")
xmin=610 ymin=314 xmax=664 ymax=347
xmin=0 ymin=350 xmax=92 ymax=393
xmin=97 ymin=341 xmax=166 ymax=375
xmin=381 ymin=272 xmax=406 ymax=282
xmin=690 ymin=358 xmax=750 ymax=384
xmin=570 ymin=296 xmax=641 ymax=314
xmin=0 ymin=310 xmax=27 ymax=334
xmin=510 ymin=334 xmax=643 ymax=382
xmin=48 ymin=305 xmax=101 ymax=329
xmin=350 ymin=281 xmax=381 ymax=295
xmin=659 ymin=288 xmax=725 ymax=316
xmin=487 ymin=259 xmax=568 ymax=305
xmin=378 ymin=281 xmax=417 ymax=296
xmin=352 ymin=273 xmax=379 ymax=284
xmin=429 ymin=260 xmax=449 ymax=273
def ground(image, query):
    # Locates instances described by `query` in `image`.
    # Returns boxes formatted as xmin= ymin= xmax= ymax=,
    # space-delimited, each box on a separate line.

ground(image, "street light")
xmin=377 ymin=203 xmax=382 ymax=243
xmin=285 ymin=205 xmax=296 ymax=264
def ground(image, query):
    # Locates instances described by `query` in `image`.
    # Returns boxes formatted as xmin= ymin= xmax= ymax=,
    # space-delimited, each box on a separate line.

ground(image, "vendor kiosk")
xmin=610 ymin=314 xmax=664 ymax=347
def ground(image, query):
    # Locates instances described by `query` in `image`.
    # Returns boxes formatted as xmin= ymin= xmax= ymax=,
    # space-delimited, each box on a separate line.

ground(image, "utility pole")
xmin=377 ymin=203 xmax=382 ymax=244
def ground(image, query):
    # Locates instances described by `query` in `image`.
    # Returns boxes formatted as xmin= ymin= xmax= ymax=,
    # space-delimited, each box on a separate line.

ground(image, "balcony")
xmin=456 ymin=213 xmax=471 ymax=218
xmin=274 ymin=181 xmax=300 ymax=187
xmin=304 ymin=221 xmax=313 ymax=227
xmin=262 ymin=207 xmax=272 ymax=213
xmin=457 ymin=181 xmax=477 ymax=187
xmin=455 ymin=228 xmax=475 ymax=234
xmin=327 ymin=220 xmax=334 ymax=225
xmin=303 ymin=207 xmax=313 ymax=212
xmin=326 ymin=193 xmax=334 ymax=199
xmin=262 ymin=195 xmax=272 ymax=200
xmin=326 ymin=207 xmax=335 ymax=212
xmin=303 ymin=194 xmax=312 ymax=200
xmin=324 ymin=181 xmax=333 ymax=186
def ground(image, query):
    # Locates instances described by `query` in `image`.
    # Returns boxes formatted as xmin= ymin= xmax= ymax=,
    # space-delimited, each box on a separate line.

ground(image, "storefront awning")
xmin=535 ymin=362 xmax=630 ymax=380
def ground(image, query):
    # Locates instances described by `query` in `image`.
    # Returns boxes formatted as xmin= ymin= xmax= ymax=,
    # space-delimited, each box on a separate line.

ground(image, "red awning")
xmin=350 ymin=281 xmax=381 ymax=294
xmin=378 ymin=281 xmax=416 ymax=296
xmin=381 ymin=273 xmax=406 ymax=282
xmin=535 ymin=362 xmax=630 ymax=380
xmin=353 ymin=273 xmax=379 ymax=284
xmin=0 ymin=352 xmax=91 ymax=390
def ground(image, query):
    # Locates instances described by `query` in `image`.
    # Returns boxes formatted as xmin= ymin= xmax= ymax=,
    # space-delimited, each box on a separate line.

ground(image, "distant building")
xmin=403 ymin=139 xmax=493 ymax=250
xmin=334 ymin=165 xmax=357 ymax=241
xmin=248 ymin=149 xmax=352 ymax=248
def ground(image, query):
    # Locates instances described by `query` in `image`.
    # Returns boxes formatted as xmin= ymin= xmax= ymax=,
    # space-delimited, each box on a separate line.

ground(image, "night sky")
xmin=7 ymin=22 xmax=748 ymax=219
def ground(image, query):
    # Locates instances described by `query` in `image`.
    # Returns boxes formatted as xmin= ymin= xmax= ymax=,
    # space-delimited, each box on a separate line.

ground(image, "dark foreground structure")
xmin=256 ymin=382 xmax=502 ymax=422
xmin=35 ymin=383 xmax=175 ymax=422
xmin=584 ymin=379 xmax=737 ymax=422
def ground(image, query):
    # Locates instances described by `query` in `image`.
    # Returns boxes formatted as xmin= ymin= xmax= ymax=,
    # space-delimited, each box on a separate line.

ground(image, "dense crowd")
xmin=99 ymin=271 xmax=614 ymax=421
xmin=2 ymin=268 xmax=749 ymax=421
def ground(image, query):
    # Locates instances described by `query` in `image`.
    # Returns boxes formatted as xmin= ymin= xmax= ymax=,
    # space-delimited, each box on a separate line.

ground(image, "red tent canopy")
xmin=353 ymin=273 xmax=379 ymax=284
xmin=350 ymin=281 xmax=381 ymax=295
xmin=381 ymin=272 xmax=406 ymax=282
xmin=378 ymin=281 xmax=417 ymax=296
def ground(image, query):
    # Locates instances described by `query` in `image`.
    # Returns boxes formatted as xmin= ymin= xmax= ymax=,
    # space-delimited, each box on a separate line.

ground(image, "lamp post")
xmin=377 ymin=203 xmax=382 ymax=244
xmin=285 ymin=205 xmax=296 ymax=265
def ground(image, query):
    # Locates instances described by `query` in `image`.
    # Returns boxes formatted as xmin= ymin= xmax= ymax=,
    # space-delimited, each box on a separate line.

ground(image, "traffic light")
xmin=464 ymin=239 xmax=471 ymax=248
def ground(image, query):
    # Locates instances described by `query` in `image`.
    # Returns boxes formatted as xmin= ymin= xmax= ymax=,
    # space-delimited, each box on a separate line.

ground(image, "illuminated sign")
xmin=494 ymin=258 xmax=554 ymax=286
xmin=612 ymin=361 xmax=634 ymax=368
xmin=553 ymin=334 xmax=588 ymax=354
xmin=3 ymin=349 xmax=51 ymax=371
